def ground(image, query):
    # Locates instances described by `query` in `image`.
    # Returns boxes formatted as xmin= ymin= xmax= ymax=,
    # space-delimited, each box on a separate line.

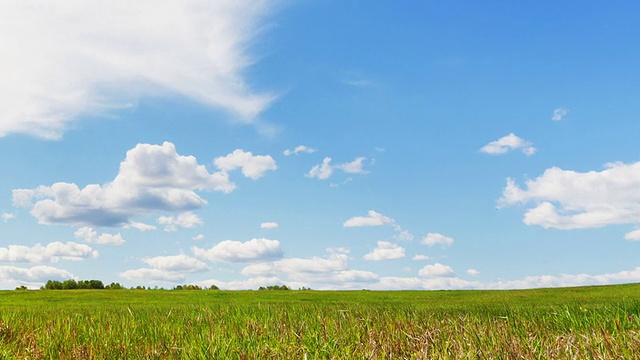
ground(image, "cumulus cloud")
xmin=241 ymin=252 xmax=380 ymax=289
xmin=0 ymin=265 xmax=74 ymax=283
xmin=143 ymin=254 xmax=208 ymax=273
xmin=0 ymin=1 xmax=276 ymax=139
xmin=0 ymin=242 xmax=98 ymax=263
xmin=363 ymin=241 xmax=405 ymax=261
xmin=74 ymin=227 xmax=125 ymax=245
xmin=260 ymin=222 xmax=278 ymax=229
xmin=193 ymin=238 xmax=283 ymax=263
xmin=480 ymin=133 xmax=536 ymax=156
xmin=157 ymin=211 xmax=203 ymax=232
xmin=343 ymin=210 xmax=394 ymax=227
xmin=467 ymin=269 xmax=481 ymax=276
xmin=120 ymin=268 xmax=186 ymax=283
xmin=214 ymin=149 xmax=277 ymax=180
xmin=418 ymin=263 xmax=455 ymax=278
xmin=193 ymin=234 xmax=205 ymax=241
xmin=421 ymin=233 xmax=454 ymax=247
xmin=307 ymin=156 xmax=369 ymax=180
xmin=552 ymin=107 xmax=569 ymax=121
xmin=412 ymin=255 xmax=430 ymax=260
xmin=284 ymin=145 xmax=316 ymax=156
xmin=499 ymin=161 xmax=640 ymax=230
xmin=13 ymin=142 xmax=237 ymax=227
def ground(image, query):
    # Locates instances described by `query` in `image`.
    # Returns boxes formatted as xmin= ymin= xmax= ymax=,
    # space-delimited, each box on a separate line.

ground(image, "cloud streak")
xmin=0 ymin=0 xmax=276 ymax=139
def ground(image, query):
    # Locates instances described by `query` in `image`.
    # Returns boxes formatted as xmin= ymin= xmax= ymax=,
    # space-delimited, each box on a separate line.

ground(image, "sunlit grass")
xmin=1 ymin=284 xmax=640 ymax=358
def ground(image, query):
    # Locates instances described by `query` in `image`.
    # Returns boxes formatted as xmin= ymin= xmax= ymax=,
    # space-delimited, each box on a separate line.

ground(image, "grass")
xmin=1 ymin=284 xmax=640 ymax=358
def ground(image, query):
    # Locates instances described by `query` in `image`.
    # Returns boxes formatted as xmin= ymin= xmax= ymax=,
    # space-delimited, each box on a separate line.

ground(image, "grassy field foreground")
xmin=1 ymin=284 xmax=640 ymax=359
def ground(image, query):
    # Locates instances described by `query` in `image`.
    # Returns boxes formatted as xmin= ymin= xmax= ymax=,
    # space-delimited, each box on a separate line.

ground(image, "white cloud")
xmin=157 ymin=211 xmax=203 ymax=232
xmin=120 ymin=268 xmax=186 ymax=283
xmin=499 ymin=161 xmax=640 ymax=230
xmin=480 ymin=133 xmax=536 ymax=156
xmin=363 ymin=241 xmax=405 ymax=261
xmin=337 ymin=157 xmax=368 ymax=174
xmin=625 ymin=229 xmax=640 ymax=241
xmin=241 ymin=252 xmax=380 ymax=289
xmin=260 ymin=222 xmax=278 ymax=229
xmin=0 ymin=265 xmax=74 ymax=282
xmin=2 ymin=213 xmax=15 ymax=222
xmin=143 ymin=254 xmax=208 ymax=273
xmin=214 ymin=149 xmax=277 ymax=180
xmin=193 ymin=234 xmax=205 ymax=241
xmin=552 ymin=107 xmax=569 ymax=121
xmin=126 ymin=222 xmax=157 ymax=231
xmin=0 ymin=242 xmax=98 ymax=263
xmin=307 ymin=156 xmax=370 ymax=180
xmin=74 ymin=227 xmax=125 ymax=245
xmin=343 ymin=210 xmax=394 ymax=227
xmin=421 ymin=233 xmax=454 ymax=247
xmin=193 ymin=238 xmax=283 ymax=263
xmin=485 ymin=267 xmax=640 ymax=289
xmin=418 ymin=263 xmax=455 ymax=278
xmin=466 ymin=269 xmax=480 ymax=276
xmin=284 ymin=145 xmax=316 ymax=156
xmin=307 ymin=157 xmax=334 ymax=180
xmin=13 ymin=142 xmax=235 ymax=227
xmin=412 ymin=255 xmax=430 ymax=260
xmin=0 ymin=1 xmax=276 ymax=139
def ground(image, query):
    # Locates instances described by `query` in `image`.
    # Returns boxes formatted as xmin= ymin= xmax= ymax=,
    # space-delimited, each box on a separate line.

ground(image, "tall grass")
xmin=0 ymin=284 xmax=639 ymax=358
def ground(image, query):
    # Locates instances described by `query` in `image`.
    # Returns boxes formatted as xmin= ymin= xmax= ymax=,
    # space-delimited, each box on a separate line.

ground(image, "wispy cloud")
xmin=480 ymin=133 xmax=536 ymax=156
xmin=283 ymin=145 xmax=316 ymax=156
xmin=0 ymin=1 xmax=276 ymax=139
xmin=307 ymin=156 xmax=370 ymax=180
xmin=552 ymin=107 xmax=569 ymax=121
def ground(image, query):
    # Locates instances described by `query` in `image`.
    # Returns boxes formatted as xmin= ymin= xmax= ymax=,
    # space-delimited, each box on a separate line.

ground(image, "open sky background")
xmin=1 ymin=1 xmax=640 ymax=290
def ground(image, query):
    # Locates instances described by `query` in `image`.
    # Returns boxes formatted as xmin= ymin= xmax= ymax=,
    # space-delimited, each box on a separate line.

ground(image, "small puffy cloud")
xmin=307 ymin=157 xmax=334 ymax=180
xmin=193 ymin=234 xmax=205 ymax=241
xmin=143 ymin=254 xmax=208 ymax=273
xmin=421 ymin=233 xmax=454 ymax=247
xmin=193 ymin=238 xmax=283 ymax=263
xmin=343 ymin=210 xmax=394 ymax=227
xmin=0 ymin=242 xmax=98 ymax=263
xmin=13 ymin=142 xmax=235 ymax=227
xmin=625 ymin=229 xmax=640 ymax=241
xmin=0 ymin=1 xmax=276 ymax=139
xmin=480 ymin=133 xmax=536 ymax=156
xmin=363 ymin=241 xmax=405 ymax=261
xmin=157 ymin=211 xmax=203 ymax=232
xmin=74 ymin=227 xmax=125 ymax=245
xmin=126 ymin=222 xmax=157 ymax=231
xmin=336 ymin=157 xmax=368 ymax=174
xmin=412 ymin=255 xmax=430 ymax=261
xmin=260 ymin=222 xmax=278 ymax=229
xmin=552 ymin=107 xmax=569 ymax=121
xmin=307 ymin=156 xmax=370 ymax=180
xmin=2 ymin=213 xmax=15 ymax=222
xmin=284 ymin=145 xmax=316 ymax=156
xmin=418 ymin=263 xmax=455 ymax=278
xmin=214 ymin=149 xmax=277 ymax=180
xmin=499 ymin=161 xmax=640 ymax=230
xmin=467 ymin=269 xmax=481 ymax=276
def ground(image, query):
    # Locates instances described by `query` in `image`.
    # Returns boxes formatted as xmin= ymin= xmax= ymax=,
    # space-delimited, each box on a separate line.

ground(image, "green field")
xmin=1 ymin=284 xmax=640 ymax=359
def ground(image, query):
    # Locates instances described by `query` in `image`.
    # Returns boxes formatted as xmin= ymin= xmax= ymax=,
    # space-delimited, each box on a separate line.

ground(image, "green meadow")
xmin=1 ymin=284 xmax=640 ymax=359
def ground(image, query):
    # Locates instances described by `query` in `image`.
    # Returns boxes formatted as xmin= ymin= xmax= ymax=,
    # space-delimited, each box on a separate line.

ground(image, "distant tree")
xmin=209 ymin=284 xmax=220 ymax=290
xmin=173 ymin=284 xmax=202 ymax=290
xmin=298 ymin=287 xmax=312 ymax=291
xmin=105 ymin=282 xmax=124 ymax=290
xmin=44 ymin=280 xmax=63 ymax=290
xmin=15 ymin=286 xmax=28 ymax=291
xmin=258 ymin=285 xmax=290 ymax=291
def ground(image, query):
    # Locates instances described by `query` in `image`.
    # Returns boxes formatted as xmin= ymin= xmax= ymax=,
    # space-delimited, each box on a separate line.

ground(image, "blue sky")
xmin=1 ymin=1 xmax=640 ymax=290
